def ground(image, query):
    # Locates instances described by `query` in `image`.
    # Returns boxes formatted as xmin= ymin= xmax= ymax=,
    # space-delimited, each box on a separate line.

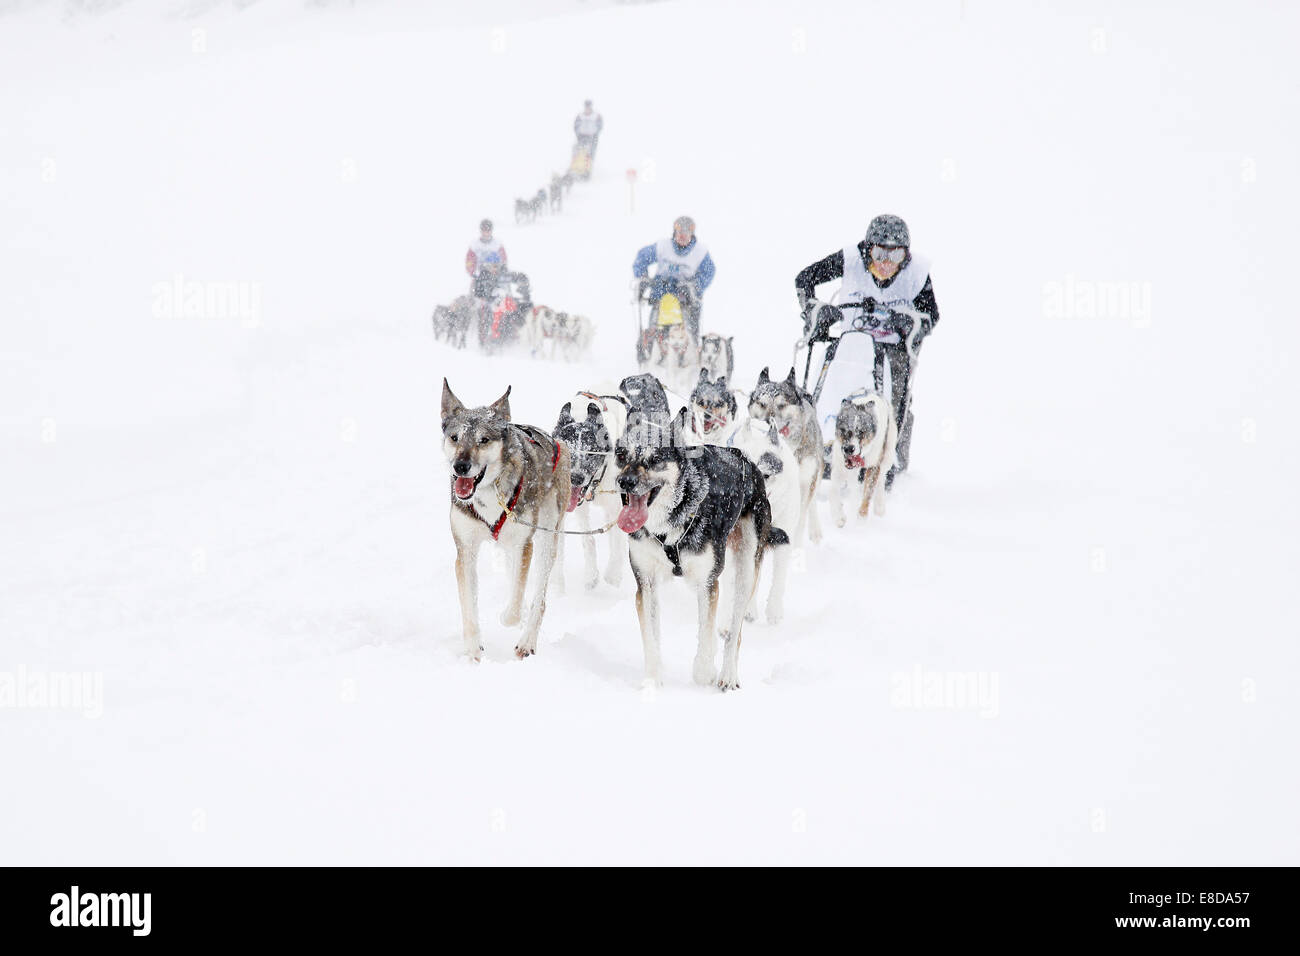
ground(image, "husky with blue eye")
xmin=747 ymin=366 xmax=824 ymax=546
xmin=613 ymin=407 xmax=787 ymax=691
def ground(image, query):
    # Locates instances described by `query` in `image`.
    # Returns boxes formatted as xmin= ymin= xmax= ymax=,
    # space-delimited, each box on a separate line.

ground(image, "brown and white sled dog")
xmin=441 ymin=380 xmax=570 ymax=661
xmin=747 ymin=366 xmax=824 ymax=546
xmin=552 ymin=390 xmax=628 ymax=592
xmin=829 ymin=391 xmax=897 ymax=526
xmin=614 ymin=408 xmax=784 ymax=690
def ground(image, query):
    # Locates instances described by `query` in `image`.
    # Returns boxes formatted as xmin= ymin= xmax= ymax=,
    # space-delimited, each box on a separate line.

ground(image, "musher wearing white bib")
xmin=573 ymin=99 xmax=604 ymax=159
xmin=632 ymin=215 xmax=717 ymax=339
xmin=795 ymin=214 xmax=940 ymax=489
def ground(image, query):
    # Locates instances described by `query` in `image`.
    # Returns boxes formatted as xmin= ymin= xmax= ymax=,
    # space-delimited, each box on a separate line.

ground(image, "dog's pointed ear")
xmin=490 ymin=385 xmax=512 ymax=422
xmin=441 ymin=379 xmax=464 ymax=422
xmin=557 ymin=401 xmax=573 ymax=426
xmin=717 ymin=375 xmax=727 ymax=388
xmin=727 ymin=336 xmax=734 ymax=345
xmin=785 ymin=367 xmax=797 ymax=386
xmin=697 ymin=368 xmax=709 ymax=386
xmin=586 ymin=402 xmax=602 ymax=421
xmin=841 ymin=396 xmax=853 ymax=407
xmin=759 ymin=366 xmax=770 ymax=383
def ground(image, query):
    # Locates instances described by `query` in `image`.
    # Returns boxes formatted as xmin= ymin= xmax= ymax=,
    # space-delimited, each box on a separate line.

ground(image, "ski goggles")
xmin=869 ymin=245 xmax=907 ymax=264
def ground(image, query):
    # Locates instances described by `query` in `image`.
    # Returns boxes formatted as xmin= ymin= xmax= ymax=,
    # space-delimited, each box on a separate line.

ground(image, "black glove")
xmin=809 ymin=304 xmax=840 ymax=342
xmin=862 ymin=296 xmax=879 ymax=314
xmin=884 ymin=309 xmax=913 ymax=334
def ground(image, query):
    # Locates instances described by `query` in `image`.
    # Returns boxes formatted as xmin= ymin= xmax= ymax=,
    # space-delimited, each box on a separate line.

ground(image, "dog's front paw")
xmin=464 ymin=644 xmax=484 ymax=663
xmin=604 ymin=569 xmax=623 ymax=588
xmin=835 ymin=515 xmax=846 ymax=528
xmin=585 ymin=575 xmax=600 ymax=591
xmin=809 ymin=528 xmax=823 ymax=545
xmin=744 ymin=608 xmax=756 ymax=623
xmin=692 ymin=658 xmax=718 ymax=686
xmin=514 ymin=641 xmax=536 ymax=660
xmin=717 ymin=673 xmax=740 ymax=692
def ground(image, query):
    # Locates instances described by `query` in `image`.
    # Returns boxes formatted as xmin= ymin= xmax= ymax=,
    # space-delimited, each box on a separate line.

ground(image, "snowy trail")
xmin=2 ymin=0 xmax=1297 ymax=864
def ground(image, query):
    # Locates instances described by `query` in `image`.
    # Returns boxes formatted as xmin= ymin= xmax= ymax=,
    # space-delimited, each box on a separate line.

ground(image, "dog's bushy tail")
xmin=767 ymin=526 xmax=790 ymax=546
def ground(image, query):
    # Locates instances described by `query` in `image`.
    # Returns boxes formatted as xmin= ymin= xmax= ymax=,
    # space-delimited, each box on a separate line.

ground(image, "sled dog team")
xmin=441 ymin=362 xmax=897 ymax=691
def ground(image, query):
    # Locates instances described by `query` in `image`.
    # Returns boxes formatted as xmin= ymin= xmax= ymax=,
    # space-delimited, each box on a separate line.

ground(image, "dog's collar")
xmin=461 ymin=431 xmax=561 ymax=541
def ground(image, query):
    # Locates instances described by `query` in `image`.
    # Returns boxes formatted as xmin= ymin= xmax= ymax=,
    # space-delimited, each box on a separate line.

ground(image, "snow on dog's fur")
xmin=691 ymin=370 xmax=800 ymax=624
xmin=747 ymin=366 xmax=824 ymax=546
xmin=613 ymin=407 xmax=784 ymax=690
xmin=552 ymin=390 xmax=628 ymax=592
xmin=440 ymin=381 xmax=570 ymax=661
xmin=829 ymin=390 xmax=897 ymax=527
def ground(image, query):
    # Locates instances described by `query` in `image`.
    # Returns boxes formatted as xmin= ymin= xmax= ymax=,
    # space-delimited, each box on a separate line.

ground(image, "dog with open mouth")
xmin=441 ymin=380 xmax=570 ymax=661
xmin=747 ymin=366 xmax=824 ymax=545
xmin=614 ymin=406 xmax=784 ymax=691
xmin=829 ymin=391 xmax=898 ymax=527
xmin=688 ymin=368 xmax=738 ymax=440
xmin=551 ymin=390 xmax=628 ymax=592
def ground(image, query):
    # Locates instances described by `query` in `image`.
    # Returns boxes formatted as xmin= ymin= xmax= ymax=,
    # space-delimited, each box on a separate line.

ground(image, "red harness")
xmin=461 ymin=433 xmax=561 ymax=540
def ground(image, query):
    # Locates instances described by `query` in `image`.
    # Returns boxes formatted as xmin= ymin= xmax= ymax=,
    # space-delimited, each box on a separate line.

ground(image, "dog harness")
xmin=461 ymin=429 xmax=561 ymax=541
xmin=650 ymin=515 xmax=696 ymax=577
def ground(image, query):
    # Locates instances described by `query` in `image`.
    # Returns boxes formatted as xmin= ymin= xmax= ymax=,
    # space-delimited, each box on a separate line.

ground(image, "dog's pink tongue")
xmin=567 ymin=487 xmax=584 ymax=512
xmin=618 ymin=494 xmax=649 ymax=533
xmin=453 ymin=476 xmax=477 ymax=499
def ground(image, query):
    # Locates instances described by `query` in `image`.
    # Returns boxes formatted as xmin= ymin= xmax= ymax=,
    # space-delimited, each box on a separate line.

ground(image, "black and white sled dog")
xmin=614 ymin=407 xmax=785 ymax=690
xmin=747 ymin=367 xmax=824 ymax=545
xmin=829 ymin=390 xmax=898 ymax=527
xmin=699 ymin=333 xmax=734 ymax=382
xmin=441 ymin=380 xmax=570 ymax=661
xmin=549 ymin=174 xmax=563 ymax=214
xmin=690 ymin=370 xmax=800 ymax=624
xmin=618 ymin=372 xmax=673 ymax=424
xmin=552 ymin=390 xmax=628 ymax=591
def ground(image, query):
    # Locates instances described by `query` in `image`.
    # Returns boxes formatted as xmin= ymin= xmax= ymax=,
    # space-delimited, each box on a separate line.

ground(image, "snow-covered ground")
xmin=2 ymin=0 xmax=1297 ymax=864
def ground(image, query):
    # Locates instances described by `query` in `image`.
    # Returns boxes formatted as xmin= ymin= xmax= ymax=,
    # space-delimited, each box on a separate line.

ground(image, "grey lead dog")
xmin=441 ymin=380 xmax=570 ymax=661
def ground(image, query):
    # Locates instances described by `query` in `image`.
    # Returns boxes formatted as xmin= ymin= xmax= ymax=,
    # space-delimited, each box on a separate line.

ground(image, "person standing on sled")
xmin=574 ymin=99 xmax=603 ymax=161
xmin=795 ymin=213 xmax=940 ymax=489
xmin=632 ymin=215 xmax=717 ymax=342
xmin=465 ymin=218 xmax=508 ymax=299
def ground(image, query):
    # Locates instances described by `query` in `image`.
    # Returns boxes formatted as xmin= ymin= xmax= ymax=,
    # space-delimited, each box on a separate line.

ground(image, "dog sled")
xmin=795 ymin=297 xmax=926 ymax=428
xmin=633 ymin=278 xmax=700 ymax=377
xmin=569 ymin=140 xmax=594 ymax=180
xmin=476 ymin=270 xmax=533 ymax=353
